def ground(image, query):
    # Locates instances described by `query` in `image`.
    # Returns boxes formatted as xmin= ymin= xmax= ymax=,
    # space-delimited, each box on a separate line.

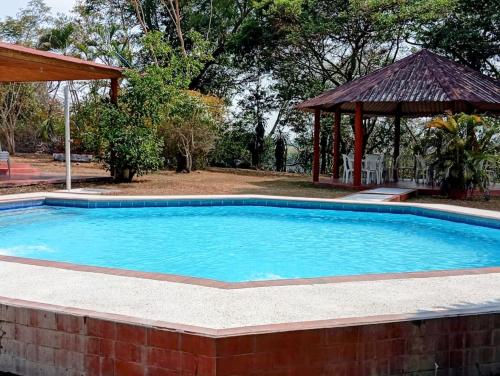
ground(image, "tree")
xmin=160 ymin=91 xmax=224 ymax=172
xmin=77 ymin=31 xmax=213 ymax=180
xmin=415 ymin=0 xmax=499 ymax=78
xmin=0 ymin=84 xmax=41 ymax=154
xmin=0 ymin=0 xmax=55 ymax=154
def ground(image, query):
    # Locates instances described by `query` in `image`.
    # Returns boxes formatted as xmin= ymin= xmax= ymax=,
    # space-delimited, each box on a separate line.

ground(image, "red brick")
xmin=14 ymin=307 xmax=30 ymax=326
xmin=37 ymin=346 xmax=55 ymax=364
xmin=2 ymin=339 xmax=26 ymax=357
xmin=254 ymin=330 xmax=322 ymax=353
xmin=146 ymin=366 xmax=179 ymax=376
xmin=180 ymin=334 xmax=216 ymax=357
xmin=449 ymin=316 xmax=467 ymax=332
xmin=434 ymin=334 xmax=450 ymax=352
xmin=465 ymin=315 xmax=492 ymax=331
xmin=216 ymin=354 xmax=254 ymax=376
xmin=1 ymin=322 xmax=15 ymax=339
xmin=466 ymin=331 xmax=492 ymax=347
xmin=147 ymin=347 xmax=181 ymax=370
xmin=0 ymin=304 xmax=15 ymax=322
xmin=15 ymin=325 xmax=35 ymax=343
xmin=25 ymin=343 xmax=37 ymax=362
xmin=493 ymin=329 xmax=500 ymax=346
xmin=313 ymin=343 xmax=357 ymax=364
xmin=389 ymin=355 xmax=405 ymax=375
xmin=100 ymin=357 xmax=115 ymax=376
xmin=115 ymin=359 xmax=145 ymax=376
xmin=435 ymin=350 xmax=450 ymax=369
xmin=35 ymin=310 xmax=57 ymax=330
xmin=465 ymin=347 xmax=495 ymax=365
xmin=36 ymin=328 xmax=63 ymax=348
xmin=196 ymin=356 xmax=216 ymax=376
xmin=450 ymin=350 xmax=464 ymax=368
xmin=450 ymin=333 xmax=465 ymax=350
xmin=61 ymin=333 xmax=86 ymax=352
xmin=56 ymin=313 xmax=84 ymax=334
xmin=423 ymin=319 xmax=449 ymax=335
xmin=389 ymin=338 xmax=406 ymax=356
xmin=324 ymin=326 xmax=358 ymax=345
xmin=359 ymin=323 xmax=391 ymax=341
xmin=87 ymin=318 xmax=116 ymax=339
xmin=216 ymin=335 xmax=255 ymax=356
xmin=116 ymin=323 xmax=146 ymax=345
xmin=148 ymin=328 xmax=179 ymax=350
xmin=100 ymin=338 xmax=115 ymax=357
xmin=54 ymin=349 xmax=84 ymax=370
xmin=115 ymin=341 xmax=146 ymax=363
xmin=85 ymin=354 xmax=100 ymax=375
xmin=87 ymin=337 xmax=101 ymax=355
xmin=357 ymin=341 xmax=377 ymax=360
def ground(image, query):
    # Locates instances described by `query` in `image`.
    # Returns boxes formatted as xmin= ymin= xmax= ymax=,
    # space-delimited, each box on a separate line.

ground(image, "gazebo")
xmin=297 ymin=49 xmax=500 ymax=187
xmin=0 ymin=42 xmax=122 ymax=189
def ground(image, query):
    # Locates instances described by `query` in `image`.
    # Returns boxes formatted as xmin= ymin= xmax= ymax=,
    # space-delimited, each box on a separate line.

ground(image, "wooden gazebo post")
xmin=393 ymin=104 xmax=401 ymax=181
xmin=353 ymin=102 xmax=363 ymax=186
xmin=312 ymin=108 xmax=321 ymax=182
xmin=332 ymin=108 xmax=341 ymax=179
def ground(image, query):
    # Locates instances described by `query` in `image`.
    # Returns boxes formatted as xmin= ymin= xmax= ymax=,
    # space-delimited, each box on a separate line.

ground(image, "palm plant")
xmin=425 ymin=112 xmax=499 ymax=199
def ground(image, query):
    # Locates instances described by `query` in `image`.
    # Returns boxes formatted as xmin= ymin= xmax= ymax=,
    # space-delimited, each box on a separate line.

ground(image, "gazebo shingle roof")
xmin=297 ymin=49 xmax=500 ymax=116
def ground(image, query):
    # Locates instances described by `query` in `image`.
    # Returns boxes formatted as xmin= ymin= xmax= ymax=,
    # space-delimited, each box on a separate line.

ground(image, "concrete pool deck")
xmin=1 ymin=259 xmax=500 ymax=334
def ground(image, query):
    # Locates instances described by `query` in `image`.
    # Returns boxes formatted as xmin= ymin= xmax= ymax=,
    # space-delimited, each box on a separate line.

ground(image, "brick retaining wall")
xmin=1 ymin=303 xmax=500 ymax=375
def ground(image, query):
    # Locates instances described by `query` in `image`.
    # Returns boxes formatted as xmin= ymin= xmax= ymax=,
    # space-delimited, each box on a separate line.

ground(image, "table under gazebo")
xmin=296 ymin=49 xmax=500 ymax=189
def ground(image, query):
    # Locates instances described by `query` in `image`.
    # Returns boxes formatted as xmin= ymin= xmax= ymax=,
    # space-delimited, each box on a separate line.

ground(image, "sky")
xmin=0 ymin=0 xmax=76 ymax=19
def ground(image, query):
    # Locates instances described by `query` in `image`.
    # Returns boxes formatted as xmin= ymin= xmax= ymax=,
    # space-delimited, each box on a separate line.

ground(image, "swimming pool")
xmin=1 ymin=199 xmax=499 ymax=282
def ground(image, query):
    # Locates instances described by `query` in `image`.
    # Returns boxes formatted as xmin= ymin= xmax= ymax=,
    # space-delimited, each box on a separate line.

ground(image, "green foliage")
xmin=77 ymin=30 xmax=216 ymax=180
xmin=210 ymin=122 xmax=254 ymax=167
xmin=160 ymin=91 xmax=222 ymax=172
xmin=425 ymin=113 xmax=500 ymax=198
xmin=415 ymin=0 xmax=499 ymax=78
xmin=77 ymin=67 xmax=167 ymax=182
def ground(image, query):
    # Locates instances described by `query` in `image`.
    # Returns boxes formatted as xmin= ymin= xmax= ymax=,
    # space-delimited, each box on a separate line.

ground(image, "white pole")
xmin=64 ymin=85 xmax=71 ymax=191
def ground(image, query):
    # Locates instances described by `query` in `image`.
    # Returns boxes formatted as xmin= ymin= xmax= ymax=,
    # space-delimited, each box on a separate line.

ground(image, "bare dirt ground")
xmin=2 ymin=154 xmax=499 ymax=211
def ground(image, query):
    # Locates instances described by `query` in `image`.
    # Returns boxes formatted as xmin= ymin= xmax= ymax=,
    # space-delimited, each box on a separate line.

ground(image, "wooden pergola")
xmin=0 ymin=42 xmax=123 ymax=189
xmin=297 ymin=49 xmax=500 ymax=187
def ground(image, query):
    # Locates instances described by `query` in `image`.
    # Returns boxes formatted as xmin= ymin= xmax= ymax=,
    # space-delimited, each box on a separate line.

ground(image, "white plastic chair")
xmin=363 ymin=155 xmax=379 ymax=184
xmin=342 ymin=154 xmax=353 ymax=183
xmin=0 ymin=151 xmax=11 ymax=178
xmin=415 ymin=155 xmax=429 ymax=184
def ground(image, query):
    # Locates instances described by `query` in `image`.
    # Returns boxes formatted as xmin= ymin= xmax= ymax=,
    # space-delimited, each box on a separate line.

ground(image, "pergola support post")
xmin=393 ymin=107 xmax=401 ymax=182
xmin=64 ymin=85 xmax=71 ymax=191
xmin=312 ymin=108 xmax=321 ymax=183
xmin=353 ymin=102 xmax=363 ymax=187
xmin=332 ymin=109 xmax=341 ymax=179
xmin=111 ymin=78 xmax=119 ymax=104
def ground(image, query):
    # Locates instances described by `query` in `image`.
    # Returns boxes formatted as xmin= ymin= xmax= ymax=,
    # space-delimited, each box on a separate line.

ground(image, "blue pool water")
xmin=0 ymin=205 xmax=499 ymax=282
